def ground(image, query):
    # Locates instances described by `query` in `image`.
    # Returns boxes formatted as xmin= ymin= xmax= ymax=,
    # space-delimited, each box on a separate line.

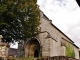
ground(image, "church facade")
xmin=18 ymin=12 xmax=79 ymax=59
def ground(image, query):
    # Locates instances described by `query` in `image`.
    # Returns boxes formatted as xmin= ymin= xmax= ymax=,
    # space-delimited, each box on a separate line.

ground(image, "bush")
xmin=66 ymin=44 xmax=75 ymax=58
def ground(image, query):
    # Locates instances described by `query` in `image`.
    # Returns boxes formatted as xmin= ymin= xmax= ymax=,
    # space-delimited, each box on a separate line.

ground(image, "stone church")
xmin=18 ymin=11 xmax=79 ymax=59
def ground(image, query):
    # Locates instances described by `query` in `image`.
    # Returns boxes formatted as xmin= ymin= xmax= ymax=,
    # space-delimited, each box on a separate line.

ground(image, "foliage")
xmin=66 ymin=44 xmax=75 ymax=58
xmin=0 ymin=0 xmax=40 ymax=43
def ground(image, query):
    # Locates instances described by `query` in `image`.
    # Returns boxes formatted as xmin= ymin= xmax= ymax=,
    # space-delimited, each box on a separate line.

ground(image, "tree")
xmin=0 ymin=0 xmax=40 ymax=43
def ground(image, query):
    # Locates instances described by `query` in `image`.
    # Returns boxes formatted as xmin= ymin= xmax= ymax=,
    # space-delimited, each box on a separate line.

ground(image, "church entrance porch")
xmin=25 ymin=38 xmax=41 ymax=57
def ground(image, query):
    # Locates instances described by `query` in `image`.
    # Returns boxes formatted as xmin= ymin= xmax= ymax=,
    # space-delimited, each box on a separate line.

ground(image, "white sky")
xmin=11 ymin=0 xmax=80 ymax=48
xmin=37 ymin=0 xmax=80 ymax=48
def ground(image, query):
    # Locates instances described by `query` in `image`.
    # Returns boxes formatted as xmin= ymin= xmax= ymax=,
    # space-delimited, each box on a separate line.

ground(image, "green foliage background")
xmin=0 ymin=0 xmax=40 ymax=43
xmin=66 ymin=44 xmax=75 ymax=58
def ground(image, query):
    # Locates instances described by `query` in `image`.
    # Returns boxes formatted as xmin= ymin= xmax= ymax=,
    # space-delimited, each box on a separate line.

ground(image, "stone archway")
xmin=25 ymin=38 xmax=41 ymax=57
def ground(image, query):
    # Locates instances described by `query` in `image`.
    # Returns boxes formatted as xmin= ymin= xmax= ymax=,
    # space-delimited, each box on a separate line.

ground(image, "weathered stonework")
xmin=18 ymin=12 xmax=79 ymax=59
xmin=0 ymin=35 xmax=9 ymax=59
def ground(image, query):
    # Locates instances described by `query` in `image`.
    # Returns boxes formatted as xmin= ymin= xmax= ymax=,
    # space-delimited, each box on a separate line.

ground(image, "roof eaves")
xmin=42 ymin=13 xmax=74 ymax=43
xmin=50 ymin=22 xmax=74 ymax=43
xmin=73 ymin=43 xmax=79 ymax=49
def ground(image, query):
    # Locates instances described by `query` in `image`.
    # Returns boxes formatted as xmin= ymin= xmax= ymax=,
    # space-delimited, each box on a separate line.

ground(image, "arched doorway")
xmin=34 ymin=49 xmax=39 ymax=57
xmin=25 ymin=38 xmax=40 ymax=57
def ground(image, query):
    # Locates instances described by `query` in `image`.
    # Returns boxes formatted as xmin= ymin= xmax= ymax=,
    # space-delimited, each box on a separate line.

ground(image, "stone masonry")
xmin=18 ymin=12 xmax=79 ymax=59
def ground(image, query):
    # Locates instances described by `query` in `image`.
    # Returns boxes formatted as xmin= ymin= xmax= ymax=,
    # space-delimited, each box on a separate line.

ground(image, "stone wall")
xmin=6 ymin=56 xmax=80 ymax=60
xmin=0 ymin=35 xmax=9 ymax=60
xmin=39 ymin=12 xmax=79 ymax=59
xmin=37 ymin=56 xmax=79 ymax=60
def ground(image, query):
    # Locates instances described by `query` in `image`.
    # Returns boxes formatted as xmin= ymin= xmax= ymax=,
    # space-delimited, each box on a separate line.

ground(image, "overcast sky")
xmin=37 ymin=0 xmax=80 ymax=48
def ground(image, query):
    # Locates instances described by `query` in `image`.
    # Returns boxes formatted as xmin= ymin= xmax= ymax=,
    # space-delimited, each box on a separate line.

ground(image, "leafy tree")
xmin=66 ymin=44 xmax=75 ymax=58
xmin=0 ymin=0 xmax=40 ymax=43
